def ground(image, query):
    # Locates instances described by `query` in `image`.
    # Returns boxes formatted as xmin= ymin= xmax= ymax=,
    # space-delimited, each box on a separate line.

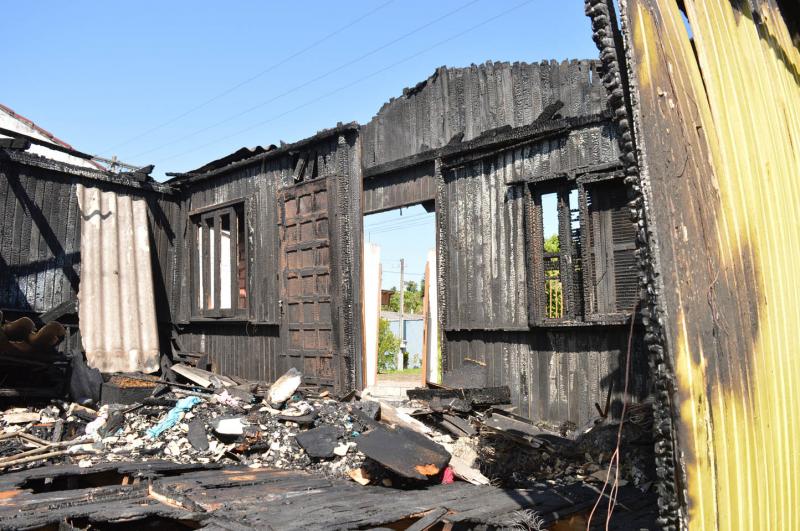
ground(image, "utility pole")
xmin=398 ymin=258 xmax=405 ymax=371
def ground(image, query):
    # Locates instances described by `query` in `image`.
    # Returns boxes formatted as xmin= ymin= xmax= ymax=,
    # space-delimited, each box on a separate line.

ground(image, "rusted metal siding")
xmin=76 ymin=184 xmax=159 ymax=373
xmin=611 ymin=0 xmax=800 ymax=527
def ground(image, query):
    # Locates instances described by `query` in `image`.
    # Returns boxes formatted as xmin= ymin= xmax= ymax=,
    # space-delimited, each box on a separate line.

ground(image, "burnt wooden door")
xmin=279 ymin=177 xmax=336 ymax=388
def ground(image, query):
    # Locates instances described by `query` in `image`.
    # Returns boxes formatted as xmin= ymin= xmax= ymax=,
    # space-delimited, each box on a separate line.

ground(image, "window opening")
xmin=530 ymin=178 xmax=634 ymax=324
xmin=541 ymin=192 xmax=562 ymax=319
xmin=192 ymin=203 xmax=247 ymax=318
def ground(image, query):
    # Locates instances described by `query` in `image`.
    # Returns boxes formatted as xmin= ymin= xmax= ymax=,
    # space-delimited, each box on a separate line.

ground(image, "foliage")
xmin=544 ymin=234 xmax=560 ymax=254
xmin=544 ymin=234 xmax=563 ymax=318
xmin=386 ymin=286 xmax=423 ymax=314
xmin=377 ymin=317 xmax=400 ymax=372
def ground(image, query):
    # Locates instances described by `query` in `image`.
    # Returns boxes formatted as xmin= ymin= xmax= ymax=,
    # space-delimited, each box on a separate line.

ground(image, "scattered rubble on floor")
xmin=0 ymin=367 xmax=658 ymax=528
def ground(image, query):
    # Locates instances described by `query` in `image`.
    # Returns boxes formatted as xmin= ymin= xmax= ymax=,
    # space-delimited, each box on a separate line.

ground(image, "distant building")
xmin=380 ymin=289 xmax=394 ymax=308
xmin=0 ymin=103 xmax=103 ymax=169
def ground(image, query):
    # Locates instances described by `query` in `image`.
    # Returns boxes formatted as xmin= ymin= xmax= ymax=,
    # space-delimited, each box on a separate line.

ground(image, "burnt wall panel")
xmin=177 ymin=324 xmax=279 ymax=383
xmin=361 ymin=60 xmax=606 ymax=170
xmin=174 ymin=130 xmax=362 ymax=391
xmin=443 ymin=161 xmax=528 ymax=330
xmin=363 ymin=163 xmax=436 ymax=214
xmin=0 ymin=157 xmax=175 ymax=322
xmin=444 ymin=327 xmax=648 ymax=425
xmin=176 ymin=159 xmax=284 ymax=325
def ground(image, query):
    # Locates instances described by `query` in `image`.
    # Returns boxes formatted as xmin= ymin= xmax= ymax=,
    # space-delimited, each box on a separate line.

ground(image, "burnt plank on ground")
xmin=356 ymin=425 xmax=451 ymax=480
xmin=406 ymin=386 xmax=511 ymax=406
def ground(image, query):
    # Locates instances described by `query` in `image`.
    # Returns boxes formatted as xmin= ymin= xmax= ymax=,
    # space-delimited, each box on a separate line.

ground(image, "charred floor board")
xmin=0 ymin=462 xmax=655 ymax=530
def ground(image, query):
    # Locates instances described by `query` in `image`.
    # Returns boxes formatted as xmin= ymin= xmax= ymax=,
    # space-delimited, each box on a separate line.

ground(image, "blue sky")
xmin=3 ymin=1 xmax=598 ymax=286
xmin=2 ymin=1 xmax=597 ymax=180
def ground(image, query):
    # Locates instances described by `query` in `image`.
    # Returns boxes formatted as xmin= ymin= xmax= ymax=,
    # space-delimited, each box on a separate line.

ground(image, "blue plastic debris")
xmin=146 ymin=396 xmax=202 ymax=439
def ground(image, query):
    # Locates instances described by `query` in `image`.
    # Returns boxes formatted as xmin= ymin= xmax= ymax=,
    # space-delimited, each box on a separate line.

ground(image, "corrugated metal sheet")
xmin=76 ymin=184 xmax=159 ymax=373
xmin=621 ymin=0 xmax=800 ymax=528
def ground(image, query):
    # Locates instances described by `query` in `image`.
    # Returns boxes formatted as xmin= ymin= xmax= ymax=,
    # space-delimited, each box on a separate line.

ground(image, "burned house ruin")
xmin=1 ymin=58 xmax=647 ymax=427
xmin=1 ymin=0 xmax=799 ymax=527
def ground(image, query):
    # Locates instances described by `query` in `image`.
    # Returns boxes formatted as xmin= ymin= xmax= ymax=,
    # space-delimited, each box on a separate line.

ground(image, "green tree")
xmin=544 ymin=234 xmax=560 ymax=254
xmin=377 ymin=318 xmax=400 ymax=372
xmin=388 ymin=287 xmax=422 ymax=314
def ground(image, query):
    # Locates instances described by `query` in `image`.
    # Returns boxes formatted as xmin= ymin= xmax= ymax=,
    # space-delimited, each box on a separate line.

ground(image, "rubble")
xmin=0 ymin=366 xmax=657 ymax=527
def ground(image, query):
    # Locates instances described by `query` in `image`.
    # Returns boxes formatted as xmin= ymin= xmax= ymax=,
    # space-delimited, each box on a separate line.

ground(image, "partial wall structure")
xmin=166 ymin=125 xmax=363 ymax=391
xmin=0 ymin=60 xmax=649 ymax=427
xmin=0 ymin=148 xmax=178 ymax=389
xmin=588 ymin=0 xmax=800 ymax=528
xmin=362 ymin=61 xmax=649 ymax=425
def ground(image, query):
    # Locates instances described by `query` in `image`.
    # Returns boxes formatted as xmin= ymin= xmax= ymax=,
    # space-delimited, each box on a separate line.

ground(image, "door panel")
xmin=279 ymin=178 xmax=335 ymax=387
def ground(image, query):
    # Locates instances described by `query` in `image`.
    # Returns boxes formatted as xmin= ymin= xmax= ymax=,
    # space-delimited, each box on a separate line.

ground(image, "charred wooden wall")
xmin=361 ymin=60 xmax=606 ymax=170
xmin=446 ymin=328 xmax=647 ymax=422
xmin=170 ymin=129 xmax=363 ymax=388
xmin=363 ymin=163 xmax=435 ymax=215
xmin=0 ymin=151 xmax=177 ymax=326
xmin=363 ymin=60 xmax=647 ymax=425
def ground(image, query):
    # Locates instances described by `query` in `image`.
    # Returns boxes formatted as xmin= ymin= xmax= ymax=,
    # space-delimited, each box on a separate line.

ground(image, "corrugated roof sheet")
xmin=76 ymin=184 xmax=159 ymax=373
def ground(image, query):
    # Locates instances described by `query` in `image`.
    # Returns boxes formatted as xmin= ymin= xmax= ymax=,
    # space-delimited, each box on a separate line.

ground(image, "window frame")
xmin=580 ymin=176 xmax=638 ymax=322
xmin=527 ymin=180 xmax=581 ymax=325
xmin=526 ymin=174 xmax=635 ymax=327
xmin=189 ymin=199 xmax=249 ymax=320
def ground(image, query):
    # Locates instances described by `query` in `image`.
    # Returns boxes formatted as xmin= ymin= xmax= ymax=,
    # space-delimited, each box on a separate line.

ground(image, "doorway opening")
xmin=362 ymin=203 xmax=437 ymax=399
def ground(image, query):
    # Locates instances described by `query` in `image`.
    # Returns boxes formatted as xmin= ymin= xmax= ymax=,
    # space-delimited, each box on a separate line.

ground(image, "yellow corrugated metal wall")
xmin=623 ymin=0 xmax=800 ymax=528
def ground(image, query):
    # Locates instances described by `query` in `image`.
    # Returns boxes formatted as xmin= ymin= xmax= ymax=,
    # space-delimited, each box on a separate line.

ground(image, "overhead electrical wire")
xmin=98 ymin=0 xmax=394 ymax=155
xmin=128 ymin=0 xmax=481 ymax=160
xmin=366 ymin=219 xmax=434 ymax=235
xmin=151 ymin=0 xmax=533 ymax=167
xmin=363 ymin=212 xmax=432 ymax=227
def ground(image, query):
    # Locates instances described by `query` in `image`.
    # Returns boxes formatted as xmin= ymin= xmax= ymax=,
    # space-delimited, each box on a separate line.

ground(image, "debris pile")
xmin=0 ymin=364 xmax=655 ymax=498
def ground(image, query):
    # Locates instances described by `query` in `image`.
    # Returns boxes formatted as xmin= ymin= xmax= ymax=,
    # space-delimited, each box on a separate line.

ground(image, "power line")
xmin=129 ymin=0 xmax=482 ymax=161
xmin=367 ymin=219 xmax=435 ymax=234
xmin=154 ymin=0 xmax=533 ymax=166
xmin=98 ymin=1 xmax=394 ymax=155
xmin=364 ymin=212 xmax=432 ymax=228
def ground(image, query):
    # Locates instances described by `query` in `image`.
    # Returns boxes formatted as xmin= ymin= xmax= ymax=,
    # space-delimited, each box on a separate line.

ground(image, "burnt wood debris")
xmin=0 ymin=4 xmax=684 ymax=528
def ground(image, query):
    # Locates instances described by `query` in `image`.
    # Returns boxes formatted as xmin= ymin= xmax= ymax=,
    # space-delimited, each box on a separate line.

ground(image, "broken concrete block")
xmin=333 ymin=443 xmax=350 ymax=456
xmin=295 ymin=425 xmax=338 ymax=458
xmin=357 ymin=424 xmax=450 ymax=481
xmin=268 ymin=368 xmax=302 ymax=405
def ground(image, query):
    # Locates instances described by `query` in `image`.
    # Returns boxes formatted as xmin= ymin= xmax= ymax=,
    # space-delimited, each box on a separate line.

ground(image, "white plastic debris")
xmin=213 ymin=417 xmax=245 ymax=436
xmin=267 ymin=368 xmax=302 ymax=405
